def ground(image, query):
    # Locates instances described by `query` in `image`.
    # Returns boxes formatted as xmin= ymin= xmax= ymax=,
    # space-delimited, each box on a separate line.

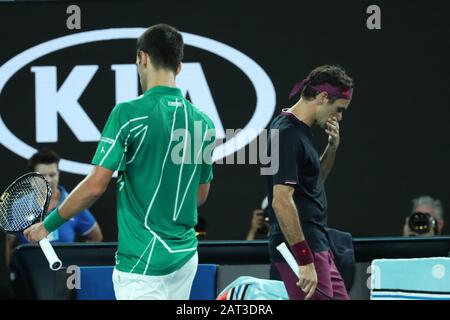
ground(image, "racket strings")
xmin=0 ymin=176 xmax=48 ymax=232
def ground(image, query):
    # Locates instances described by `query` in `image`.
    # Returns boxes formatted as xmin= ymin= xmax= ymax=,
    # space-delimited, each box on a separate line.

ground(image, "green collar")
xmin=144 ymin=86 xmax=183 ymax=97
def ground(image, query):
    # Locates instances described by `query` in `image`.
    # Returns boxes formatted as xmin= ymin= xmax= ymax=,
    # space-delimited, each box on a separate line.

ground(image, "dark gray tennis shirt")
xmin=265 ymin=109 xmax=330 ymax=257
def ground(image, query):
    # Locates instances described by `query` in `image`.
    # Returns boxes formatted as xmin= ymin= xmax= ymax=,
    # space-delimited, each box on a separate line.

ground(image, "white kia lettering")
xmin=31 ymin=65 xmax=101 ymax=142
xmin=0 ymin=28 xmax=276 ymax=175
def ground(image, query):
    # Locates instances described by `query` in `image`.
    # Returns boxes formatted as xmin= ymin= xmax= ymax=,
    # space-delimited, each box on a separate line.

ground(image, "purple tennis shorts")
xmin=275 ymin=250 xmax=350 ymax=300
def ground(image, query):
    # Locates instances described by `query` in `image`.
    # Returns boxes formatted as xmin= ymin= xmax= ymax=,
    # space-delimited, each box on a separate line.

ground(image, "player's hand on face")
xmin=23 ymin=222 xmax=49 ymax=243
xmin=325 ymin=117 xmax=340 ymax=149
xmin=297 ymin=263 xmax=318 ymax=300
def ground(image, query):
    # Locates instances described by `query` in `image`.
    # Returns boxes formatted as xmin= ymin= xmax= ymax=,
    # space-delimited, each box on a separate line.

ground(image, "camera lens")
xmin=408 ymin=212 xmax=436 ymax=234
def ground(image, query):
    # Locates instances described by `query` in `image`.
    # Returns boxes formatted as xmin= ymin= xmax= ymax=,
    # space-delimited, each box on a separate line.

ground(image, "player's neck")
xmin=288 ymin=99 xmax=316 ymax=127
xmin=144 ymin=71 xmax=177 ymax=92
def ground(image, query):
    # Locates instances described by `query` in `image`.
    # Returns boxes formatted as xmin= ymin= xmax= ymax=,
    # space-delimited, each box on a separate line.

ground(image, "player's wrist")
xmin=43 ymin=208 xmax=67 ymax=233
xmin=291 ymin=240 xmax=314 ymax=266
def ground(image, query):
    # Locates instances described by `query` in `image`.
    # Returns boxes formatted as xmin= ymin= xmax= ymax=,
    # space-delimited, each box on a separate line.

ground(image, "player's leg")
xmin=329 ymin=256 xmax=350 ymax=300
xmin=166 ymin=252 xmax=198 ymax=300
xmin=112 ymin=268 xmax=169 ymax=300
xmin=274 ymin=250 xmax=334 ymax=300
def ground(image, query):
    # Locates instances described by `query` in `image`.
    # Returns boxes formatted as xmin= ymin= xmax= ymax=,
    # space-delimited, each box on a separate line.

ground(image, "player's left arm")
xmin=197 ymin=183 xmax=210 ymax=207
xmin=320 ymin=117 xmax=340 ymax=182
xmin=24 ymin=166 xmax=112 ymax=242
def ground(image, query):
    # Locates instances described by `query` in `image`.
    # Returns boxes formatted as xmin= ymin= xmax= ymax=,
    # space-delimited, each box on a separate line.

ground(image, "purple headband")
xmin=289 ymin=79 xmax=353 ymax=100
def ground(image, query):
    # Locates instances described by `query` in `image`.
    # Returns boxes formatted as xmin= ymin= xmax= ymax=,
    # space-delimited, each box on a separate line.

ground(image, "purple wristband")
xmin=291 ymin=240 xmax=314 ymax=266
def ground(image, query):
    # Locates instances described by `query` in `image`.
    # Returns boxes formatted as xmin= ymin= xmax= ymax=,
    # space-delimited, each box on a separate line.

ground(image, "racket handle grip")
xmin=276 ymin=242 xmax=300 ymax=278
xmin=39 ymin=238 xmax=62 ymax=271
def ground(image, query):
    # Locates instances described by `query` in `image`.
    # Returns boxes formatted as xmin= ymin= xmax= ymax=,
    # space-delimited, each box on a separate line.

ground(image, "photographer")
xmin=403 ymin=195 xmax=444 ymax=237
xmin=246 ymin=197 xmax=270 ymax=240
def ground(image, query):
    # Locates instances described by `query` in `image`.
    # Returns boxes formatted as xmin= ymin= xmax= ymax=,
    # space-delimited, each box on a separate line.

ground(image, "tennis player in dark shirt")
xmin=265 ymin=65 xmax=354 ymax=300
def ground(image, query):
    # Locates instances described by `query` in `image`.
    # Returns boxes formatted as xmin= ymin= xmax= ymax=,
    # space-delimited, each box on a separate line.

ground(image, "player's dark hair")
xmin=136 ymin=24 xmax=184 ymax=73
xmin=28 ymin=148 xmax=61 ymax=171
xmin=302 ymin=65 xmax=354 ymax=103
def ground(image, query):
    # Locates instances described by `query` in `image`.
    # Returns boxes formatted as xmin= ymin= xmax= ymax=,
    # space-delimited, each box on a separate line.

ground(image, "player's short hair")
xmin=136 ymin=23 xmax=184 ymax=73
xmin=28 ymin=148 xmax=61 ymax=171
xmin=302 ymin=65 xmax=354 ymax=103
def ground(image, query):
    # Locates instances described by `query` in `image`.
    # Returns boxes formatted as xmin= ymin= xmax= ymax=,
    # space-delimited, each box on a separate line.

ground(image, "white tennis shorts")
xmin=112 ymin=252 xmax=198 ymax=300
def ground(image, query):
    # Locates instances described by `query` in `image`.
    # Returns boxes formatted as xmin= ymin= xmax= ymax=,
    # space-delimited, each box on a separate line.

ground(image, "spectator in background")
xmin=5 ymin=148 xmax=103 ymax=265
xmin=246 ymin=197 xmax=270 ymax=240
xmin=403 ymin=195 xmax=444 ymax=237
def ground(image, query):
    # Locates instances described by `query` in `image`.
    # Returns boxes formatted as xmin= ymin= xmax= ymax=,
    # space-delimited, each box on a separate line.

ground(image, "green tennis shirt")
xmin=92 ymin=86 xmax=216 ymax=275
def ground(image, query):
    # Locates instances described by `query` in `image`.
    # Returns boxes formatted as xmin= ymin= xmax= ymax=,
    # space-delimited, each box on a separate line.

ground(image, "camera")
xmin=408 ymin=212 xmax=437 ymax=235
xmin=253 ymin=208 xmax=269 ymax=235
xmin=256 ymin=197 xmax=270 ymax=235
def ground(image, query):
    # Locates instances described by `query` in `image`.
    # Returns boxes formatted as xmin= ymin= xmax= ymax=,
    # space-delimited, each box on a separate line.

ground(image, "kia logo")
xmin=0 ymin=28 xmax=276 ymax=175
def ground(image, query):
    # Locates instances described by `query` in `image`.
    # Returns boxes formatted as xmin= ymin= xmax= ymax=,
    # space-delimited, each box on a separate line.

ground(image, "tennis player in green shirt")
xmin=24 ymin=24 xmax=216 ymax=300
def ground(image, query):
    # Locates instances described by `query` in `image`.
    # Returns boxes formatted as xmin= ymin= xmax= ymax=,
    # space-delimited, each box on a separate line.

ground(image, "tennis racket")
xmin=0 ymin=172 xmax=62 ymax=271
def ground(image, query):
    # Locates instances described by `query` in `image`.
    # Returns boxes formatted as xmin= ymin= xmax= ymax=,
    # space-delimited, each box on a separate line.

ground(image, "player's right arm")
xmin=24 ymin=166 xmax=113 ymax=243
xmin=272 ymin=184 xmax=318 ymax=299
xmin=272 ymin=185 xmax=304 ymax=244
xmin=197 ymin=183 xmax=210 ymax=207
xmin=25 ymin=104 xmax=128 ymax=243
